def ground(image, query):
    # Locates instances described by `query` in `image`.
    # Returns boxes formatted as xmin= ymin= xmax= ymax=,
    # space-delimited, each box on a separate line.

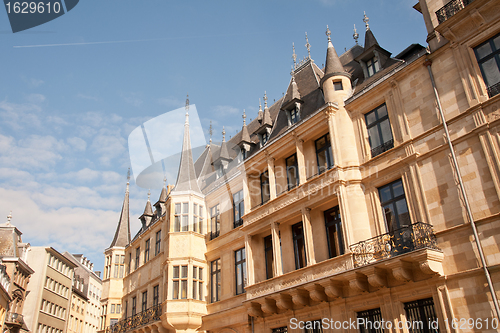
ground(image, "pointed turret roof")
xmin=109 ymin=174 xmax=131 ymax=248
xmin=143 ymin=191 xmax=153 ymax=216
xmin=172 ymin=97 xmax=203 ymax=194
xmin=364 ymin=29 xmax=379 ymax=49
xmin=219 ymin=127 xmax=231 ymax=160
xmin=323 ymin=25 xmax=351 ymax=80
xmin=261 ymin=92 xmax=273 ymax=127
xmin=240 ymin=110 xmax=251 ymax=144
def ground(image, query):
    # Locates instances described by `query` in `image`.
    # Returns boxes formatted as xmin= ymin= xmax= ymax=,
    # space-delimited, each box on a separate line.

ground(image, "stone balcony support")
xmin=273 ymin=293 xmax=293 ymax=311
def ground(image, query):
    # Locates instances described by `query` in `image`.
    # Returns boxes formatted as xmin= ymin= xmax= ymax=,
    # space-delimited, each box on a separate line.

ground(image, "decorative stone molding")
xmin=470 ymin=8 xmax=486 ymax=26
xmin=364 ymin=267 xmax=387 ymax=289
xmin=273 ymin=294 xmax=293 ymax=311
xmin=247 ymin=302 xmax=263 ymax=317
xmin=305 ymin=284 xmax=327 ymax=302
xmin=289 ymin=289 xmax=310 ymax=307
xmin=318 ymin=280 xmax=343 ymax=300
xmin=386 ymin=260 xmax=413 ymax=282
xmin=411 ymin=251 xmax=445 ymax=276
xmin=473 ymin=109 xmax=486 ymax=128
xmin=345 ymin=272 xmax=369 ymax=293
xmin=259 ymin=298 xmax=277 ymax=314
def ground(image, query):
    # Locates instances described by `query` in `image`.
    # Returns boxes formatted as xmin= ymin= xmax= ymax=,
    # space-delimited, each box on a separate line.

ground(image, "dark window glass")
xmin=315 ymin=134 xmax=333 ymax=174
xmin=260 ymin=170 xmax=270 ymax=204
xmin=272 ymin=327 xmax=288 ymax=333
xmin=210 ymin=204 xmax=220 ymax=240
xmin=235 ymin=248 xmax=246 ymax=295
xmin=144 ymin=239 xmax=150 ymax=263
xmin=141 ymin=291 xmax=147 ymax=312
xmin=127 ymin=253 xmax=131 ymax=275
xmin=357 ymin=308 xmax=384 ymax=333
xmin=182 ymin=202 xmax=189 ymax=231
xmin=135 ymin=247 xmax=140 ymax=269
xmin=474 ymin=33 xmax=500 ymax=98
xmin=366 ymin=57 xmax=380 ymax=77
xmin=199 ymin=267 xmax=204 ymax=301
xmin=181 ymin=265 xmax=188 ymax=299
xmin=211 ymin=259 xmax=221 ymax=303
xmin=333 ymin=81 xmax=343 ymax=90
xmin=378 ymin=179 xmax=410 ymax=232
xmin=153 ymin=285 xmax=159 ymax=306
xmin=304 ymin=320 xmax=323 ymax=333
xmin=365 ymin=104 xmax=394 ymax=157
xmin=289 ymin=107 xmax=300 ymax=124
xmin=261 ymin=131 xmax=269 ymax=146
xmin=404 ymin=298 xmax=440 ymax=333
xmin=264 ymin=235 xmax=274 ymax=279
xmin=324 ymin=206 xmax=344 ymax=258
xmin=193 ymin=203 xmax=199 ymax=232
xmin=155 ymin=230 xmax=161 ymax=255
xmin=173 ymin=266 xmax=179 ymax=300
xmin=233 ymin=190 xmax=244 ymax=228
xmin=131 ymin=297 xmax=136 ymax=316
xmin=286 ymin=154 xmax=299 ymax=190
xmin=292 ymin=222 xmax=307 ymax=269
xmin=174 ymin=203 xmax=181 ymax=232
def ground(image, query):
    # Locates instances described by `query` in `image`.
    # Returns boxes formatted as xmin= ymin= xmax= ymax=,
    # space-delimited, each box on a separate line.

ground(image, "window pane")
xmin=173 ymin=266 xmax=179 ymax=279
xmin=181 ymin=280 xmax=187 ymax=299
xmin=392 ymin=180 xmax=404 ymax=197
xmin=181 ymin=266 xmax=188 ymax=278
xmin=379 ymin=185 xmax=392 ymax=203
xmin=368 ymin=126 xmax=381 ymax=147
xmin=365 ymin=110 xmax=376 ymax=125
xmin=476 ymin=42 xmax=493 ymax=59
xmin=481 ymin=58 xmax=500 ymax=86
xmin=396 ymin=199 xmax=410 ymax=227
xmin=173 ymin=281 xmax=179 ymax=300
xmin=175 ymin=203 xmax=180 ymax=214
xmin=377 ymin=104 xmax=388 ymax=118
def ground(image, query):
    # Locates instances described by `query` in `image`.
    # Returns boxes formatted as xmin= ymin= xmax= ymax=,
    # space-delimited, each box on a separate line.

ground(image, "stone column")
xmin=325 ymin=108 xmax=341 ymax=166
xmin=245 ymin=235 xmax=255 ymax=285
xmin=293 ymin=132 xmax=307 ymax=184
xmin=267 ymin=153 xmax=277 ymax=200
xmin=242 ymin=173 xmax=251 ymax=214
xmin=301 ymin=207 xmax=316 ymax=266
xmin=271 ymin=222 xmax=282 ymax=277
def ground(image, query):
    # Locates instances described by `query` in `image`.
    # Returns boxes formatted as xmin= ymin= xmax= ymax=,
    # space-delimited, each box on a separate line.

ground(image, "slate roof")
xmin=109 ymin=183 xmax=130 ymax=248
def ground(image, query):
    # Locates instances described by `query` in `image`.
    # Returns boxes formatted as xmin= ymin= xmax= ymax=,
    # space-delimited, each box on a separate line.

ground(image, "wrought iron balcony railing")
xmin=436 ymin=0 xmax=475 ymax=24
xmin=5 ymin=312 xmax=24 ymax=326
xmin=370 ymin=139 xmax=394 ymax=158
xmin=107 ymin=304 xmax=161 ymax=333
xmin=349 ymin=222 xmax=439 ymax=268
xmin=487 ymin=82 xmax=500 ymax=98
xmin=210 ymin=230 xmax=220 ymax=240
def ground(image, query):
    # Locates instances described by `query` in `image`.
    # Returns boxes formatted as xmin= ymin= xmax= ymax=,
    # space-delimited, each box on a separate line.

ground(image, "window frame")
xmin=285 ymin=153 xmax=299 ymax=190
xmin=131 ymin=297 xmax=136 ymax=316
xmin=233 ymin=190 xmax=244 ymax=228
xmin=403 ymin=297 xmax=440 ymax=333
xmin=210 ymin=204 xmax=220 ymax=240
xmin=365 ymin=103 xmax=394 ymax=157
xmin=260 ymin=170 xmax=270 ymax=204
xmin=153 ymin=285 xmax=159 ymax=306
xmin=315 ymin=134 xmax=334 ymax=174
xmin=292 ymin=222 xmax=307 ymax=270
xmin=155 ymin=230 xmax=161 ymax=255
xmin=210 ymin=259 xmax=221 ymax=303
xmin=357 ymin=308 xmax=384 ymax=333
xmin=144 ymin=239 xmax=150 ymax=263
xmin=264 ymin=235 xmax=274 ymax=280
xmin=378 ymin=179 xmax=411 ymax=232
xmin=324 ymin=206 xmax=345 ymax=258
xmin=474 ymin=32 xmax=500 ymax=98
xmin=234 ymin=248 xmax=246 ymax=295
xmin=135 ymin=247 xmax=140 ymax=269
xmin=141 ymin=291 xmax=147 ymax=312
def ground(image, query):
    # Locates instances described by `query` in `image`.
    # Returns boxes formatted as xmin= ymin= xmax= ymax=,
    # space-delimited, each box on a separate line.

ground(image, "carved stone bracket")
xmin=411 ymin=251 xmax=445 ymax=276
xmin=289 ymin=289 xmax=310 ymax=307
xmin=305 ymin=284 xmax=327 ymax=302
xmin=260 ymin=298 xmax=277 ymax=314
xmin=318 ymin=280 xmax=343 ymax=300
xmin=273 ymin=293 xmax=293 ymax=311
xmin=247 ymin=302 xmax=263 ymax=317
xmin=363 ymin=267 xmax=387 ymax=289
xmin=386 ymin=260 xmax=413 ymax=282
xmin=345 ymin=272 xmax=369 ymax=293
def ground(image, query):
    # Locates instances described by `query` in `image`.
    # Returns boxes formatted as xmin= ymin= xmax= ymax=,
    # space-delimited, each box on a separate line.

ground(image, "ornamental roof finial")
xmin=209 ymin=120 xmax=213 ymax=144
xmin=147 ymin=189 xmax=151 ymax=201
xmin=185 ymin=93 xmax=190 ymax=112
xmin=305 ymin=32 xmax=311 ymax=59
xmin=242 ymin=109 xmax=247 ymax=126
xmin=363 ymin=11 xmax=370 ymax=31
xmin=6 ymin=211 xmax=12 ymax=226
xmin=353 ymin=24 xmax=359 ymax=44
xmin=222 ymin=126 xmax=226 ymax=142
xmin=292 ymin=43 xmax=297 ymax=68
xmin=264 ymin=91 xmax=268 ymax=109
xmin=326 ymin=25 xmax=331 ymax=42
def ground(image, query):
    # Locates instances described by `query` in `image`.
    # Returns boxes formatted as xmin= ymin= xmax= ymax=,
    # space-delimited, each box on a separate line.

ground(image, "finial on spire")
xmin=185 ymin=93 xmax=190 ymax=112
xmin=353 ymin=24 xmax=359 ymax=44
xmin=6 ymin=211 xmax=12 ymax=226
xmin=292 ymin=43 xmax=297 ymax=68
xmin=163 ymin=176 xmax=167 ymax=188
xmin=147 ymin=189 xmax=151 ymax=201
xmin=222 ymin=126 xmax=226 ymax=142
xmin=209 ymin=120 xmax=213 ymax=144
xmin=326 ymin=25 xmax=331 ymax=42
xmin=126 ymin=168 xmax=130 ymax=192
xmin=243 ymin=109 xmax=247 ymax=126
xmin=264 ymin=91 xmax=268 ymax=109
xmin=305 ymin=32 xmax=311 ymax=59
xmin=259 ymin=98 xmax=262 ymax=112
xmin=363 ymin=11 xmax=369 ymax=31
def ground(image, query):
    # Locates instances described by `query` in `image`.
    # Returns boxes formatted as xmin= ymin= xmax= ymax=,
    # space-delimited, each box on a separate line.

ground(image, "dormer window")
xmin=289 ymin=107 xmax=300 ymax=125
xmin=215 ymin=165 xmax=223 ymax=179
xmin=333 ymin=81 xmax=343 ymax=91
xmin=259 ymin=132 xmax=269 ymax=146
xmin=366 ymin=57 xmax=380 ymax=77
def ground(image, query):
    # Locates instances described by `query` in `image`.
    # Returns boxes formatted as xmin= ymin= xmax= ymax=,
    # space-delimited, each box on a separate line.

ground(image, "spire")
xmin=264 ymin=91 xmax=268 ymax=110
xmin=173 ymin=96 xmax=202 ymax=194
xmin=219 ymin=127 xmax=230 ymax=160
xmin=209 ymin=120 xmax=213 ymax=145
xmin=258 ymin=98 xmax=263 ymax=121
xmin=262 ymin=92 xmax=273 ymax=126
xmin=109 ymin=170 xmax=131 ymax=248
xmin=243 ymin=109 xmax=247 ymax=126
xmin=363 ymin=11 xmax=369 ymax=31
xmin=143 ymin=190 xmax=153 ymax=216
xmin=292 ymin=43 xmax=297 ymax=68
xmin=323 ymin=25 xmax=350 ymax=78
xmin=158 ymin=176 xmax=168 ymax=202
xmin=291 ymin=69 xmax=301 ymax=100
xmin=241 ymin=109 xmax=251 ymax=144
xmin=353 ymin=24 xmax=359 ymax=45
xmin=305 ymin=32 xmax=311 ymax=59
xmin=222 ymin=126 xmax=226 ymax=142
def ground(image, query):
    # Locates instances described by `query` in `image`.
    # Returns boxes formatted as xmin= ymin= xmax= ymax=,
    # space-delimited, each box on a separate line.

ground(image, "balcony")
xmin=209 ymin=230 xmax=220 ymax=240
xmin=487 ymin=82 xmax=500 ymax=98
xmin=107 ymin=305 xmax=161 ymax=333
xmin=436 ymin=0 xmax=475 ymax=24
xmin=244 ymin=222 xmax=443 ymax=317
xmin=5 ymin=312 xmax=24 ymax=326
xmin=349 ymin=222 xmax=439 ymax=267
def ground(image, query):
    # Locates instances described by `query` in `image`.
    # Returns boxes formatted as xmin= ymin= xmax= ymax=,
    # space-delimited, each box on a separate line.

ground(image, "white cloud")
xmin=212 ymin=105 xmax=239 ymax=115
xmin=157 ymin=97 xmax=183 ymax=108
xmin=76 ymin=93 xmax=100 ymax=102
xmin=121 ymin=92 xmax=143 ymax=107
xmin=26 ymin=93 xmax=46 ymax=104
xmin=67 ymin=137 xmax=87 ymax=151
xmin=30 ymin=78 xmax=44 ymax=87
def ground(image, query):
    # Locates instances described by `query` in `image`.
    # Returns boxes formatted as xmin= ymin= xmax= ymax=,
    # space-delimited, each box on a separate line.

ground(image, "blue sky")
xmin=0 ymin=0 xmax=427 ymax=273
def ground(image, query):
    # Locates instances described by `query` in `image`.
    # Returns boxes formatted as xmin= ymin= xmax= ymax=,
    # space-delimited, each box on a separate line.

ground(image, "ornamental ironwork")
xmin=349 ymin=222 xmax=439 ymax=267
xmin=487 ymin=82 xmax=500 ymax=98
xmin=436 ymin=0 xmax=475 ymax=24
xmin=107 ymin=304 xmax=161 ymax=333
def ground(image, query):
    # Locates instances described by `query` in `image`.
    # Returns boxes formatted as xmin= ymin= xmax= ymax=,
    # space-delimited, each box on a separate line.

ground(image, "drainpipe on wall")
xmin=424 ymin=58 xmax=500 ymax=320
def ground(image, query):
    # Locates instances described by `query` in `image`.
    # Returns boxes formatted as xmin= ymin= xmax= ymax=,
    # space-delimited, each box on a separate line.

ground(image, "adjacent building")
xmin=23 ymin=247 xmax=76 ymax=333
xmin=102 ymin=0 xmax=500 ymax=332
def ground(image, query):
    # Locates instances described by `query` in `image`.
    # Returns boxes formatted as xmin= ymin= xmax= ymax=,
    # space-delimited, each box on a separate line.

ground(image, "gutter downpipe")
xmin=424 ymin=58 xmax=500 ymax=320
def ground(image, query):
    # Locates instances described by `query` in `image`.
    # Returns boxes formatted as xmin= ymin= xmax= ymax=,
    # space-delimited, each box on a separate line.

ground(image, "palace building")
xmin=101 ymin=0 xmax=500 ymax=332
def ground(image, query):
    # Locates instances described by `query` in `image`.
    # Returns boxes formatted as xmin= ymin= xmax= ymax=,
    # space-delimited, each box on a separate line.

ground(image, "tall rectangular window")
xmin=127 ymin=253 xmax=131 ymax=275
xmin=131 ymin=297 xmax=136 ymax=316
xmin=366 ymin=57 xmax=380 ymax=77
xmin=404 ymin=298 xmax=440 ymax=333
xmin=182 ymin=202 xmax=189 ymax=231
xmin=365 ymin=104 xmax=394 ymax=157
xmin=141 ymin=291 xmax=147 ymax=312
xmin=378 ymin=179 xmax=410 ymax=232
xmin=233 ymin=190 xmax=244 ymax=228
xmin=172 ymin=266 xmax=180 ymax=300
xmin=286 ymin=154 xmax=299 ymax=190
xmin=210 ymin=205 xmax=220 ymax=240
xmin=198 ymin=267 xmax=204 ymax=301
xmin=155 ymin=230 xmax=161 ymax=255
xmin=474 ymin=33 xmax=500 ymax=98
xmin=315 ymin=134 xmax=333 ymax=174
xmin=174 ymin=203 xmax=181 ymax=232
xmin=193 ymin=203 xmax=199 ymax=233
xmin=180 ymin=265 xmax=188 ymax=299
xmin=324 ymin=206 xmax=344 ymax=258
xmin=113 ymin=255 xmax=119 ymax=278
xmin=135 ymin=247 xmax=140 ymax=269
xmin=234 ymin=248 xmax=246 ymax=295
xmin=357 ymin=308 xmax=384 ymax=333
xmin=119 ymin=255 xmax=124 ymax=278
xmin=292 ymin=222 xmax=307 ymax=269
xmin=289 ymin=107 xmax=300 ymax=125
xmin=211 ymin=259 xmax=221 ymax=303
xmin=144 ymin=239 xmax=150 ymax=263
xmin=153 ymin=285 xmax=159 ymax=306
xmin=264 ymin=235 xmax=274 ymax=280
xmin=198 ymin=205 xmax=204 ymax=234
xmin=260 ymin=170 xmax=270 ymax=204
